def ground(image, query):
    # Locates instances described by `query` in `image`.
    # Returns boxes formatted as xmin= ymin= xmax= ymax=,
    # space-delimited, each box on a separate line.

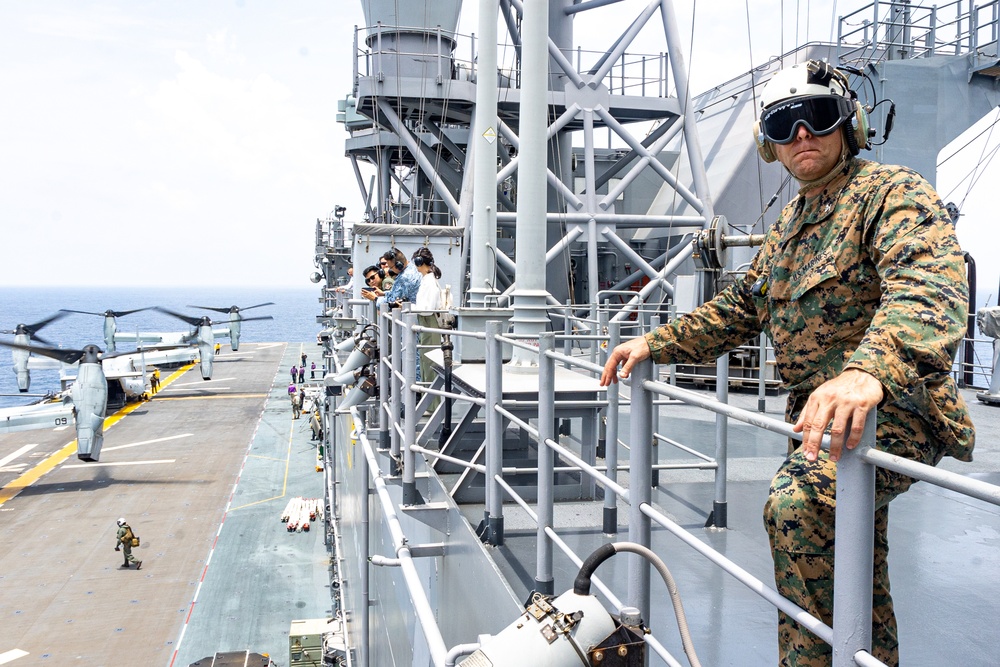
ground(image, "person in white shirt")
xmin=412 ymin=247 xmax=443 ymax=392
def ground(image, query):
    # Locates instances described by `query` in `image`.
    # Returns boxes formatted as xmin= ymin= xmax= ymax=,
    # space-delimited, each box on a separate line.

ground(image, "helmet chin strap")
xmin=793 ymin=132 xmax=854 ymax=196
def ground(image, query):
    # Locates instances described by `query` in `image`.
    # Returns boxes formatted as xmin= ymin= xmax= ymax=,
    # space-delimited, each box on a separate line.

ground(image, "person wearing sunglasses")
xmin=360 ymin=264 xmax=385 ymax=302
xmin=602 ymin=59 xmax=973 ymax=667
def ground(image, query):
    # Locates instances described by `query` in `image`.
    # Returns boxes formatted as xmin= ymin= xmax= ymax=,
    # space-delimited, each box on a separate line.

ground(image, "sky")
xmin=1 ymin=1 xmax=997 ymax=296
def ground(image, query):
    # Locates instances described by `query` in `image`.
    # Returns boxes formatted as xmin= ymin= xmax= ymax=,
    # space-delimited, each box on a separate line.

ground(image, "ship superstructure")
xmin=309 ymin=2 xmax=1000 ymax=666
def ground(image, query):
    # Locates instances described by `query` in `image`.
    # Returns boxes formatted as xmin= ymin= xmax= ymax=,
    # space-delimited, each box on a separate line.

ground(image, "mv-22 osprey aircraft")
xmin=152 ymin=306 xmax=273 ymax=380
xmin=0 ymin=340 xmax=129 ymax=461
xmin=62 ymin=303 xmax=273 ymax=381
xmin=101 ymin=302 xmax=275 ymax=354
xmin=3 ymin=310 xmax=174 ymax=408
xmin=1 ymin=311 xmax=67 ymax=392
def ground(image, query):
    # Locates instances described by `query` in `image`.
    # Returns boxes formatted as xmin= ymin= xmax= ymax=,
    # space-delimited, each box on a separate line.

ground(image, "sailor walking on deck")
xmin=289 ymin=383 xmax=301 ymax=419
xmin=114 ymin=518 xmax=142 ymax=570
xmin=309 ymin=408 xmax=322 ymax=441
xmin=602 ymin=59 xmax=974 ymax=667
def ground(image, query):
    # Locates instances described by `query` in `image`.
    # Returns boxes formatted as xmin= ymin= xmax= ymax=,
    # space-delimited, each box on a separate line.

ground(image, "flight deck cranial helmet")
xmin=753 ymin=60 xmax=872 ymax=163
xmin=117 ymin=518 xmax=126 ymax=527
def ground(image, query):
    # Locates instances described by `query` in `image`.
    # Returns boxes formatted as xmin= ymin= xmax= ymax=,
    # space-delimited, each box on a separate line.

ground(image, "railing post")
xmin=627 ymin=359 xmax=653 ymax=622
xmin=485 ymin=320 xmax=504 ymax=546
xmin=376 ymin=22 xmax=383 ymax=83
xmin=589 ymin=302 xmax=598 ymax=367
xmin=353 ymin=26 xmax=359 ymax=95
xmin=358 ymin=406 xmax=371 ymax=667
xmin=969 ymin=2 xmax=979 ymax=53
xmin=535 ymin=332 xmax=556 ymax=594
xmin=873 ymin=0 xmax=882 ymax=53
xmin=390 ymin=305 xmax=402 ymax=475
xmin=927 ymin=6 xmax=937 ymax=57
xmin=650 ymin=315 xmax=661 ymax=489
xmin=563 ymin=299 xmax=573 ymax=367
xmin=758 ymin=332 xmax=768 ymax=413
xmin=832 ymin=410 xmax=877 ymax=667
xmin=603 ymin=319 xmax=621 ymax=536
xmin=436 ymin=26 xmax=443 ymax=85
xmin=707 ymin=353 xmax=729 ymax=528
xmin=668 ymin=304 xmax=677 ymax=386
xmin=471 ymin=31 xmax=477 ymax=82
xmin=378 ymin=303 xmax=390 ymax=452
xmin=402 ymin=308 xmax=421 ymax=505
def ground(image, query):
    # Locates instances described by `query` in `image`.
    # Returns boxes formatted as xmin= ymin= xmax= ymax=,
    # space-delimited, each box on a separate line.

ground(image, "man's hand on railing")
xmin=600 ymin=336 xmax=652 ymax=386
xmin=793 ymin=369 xmax=884 ymax=462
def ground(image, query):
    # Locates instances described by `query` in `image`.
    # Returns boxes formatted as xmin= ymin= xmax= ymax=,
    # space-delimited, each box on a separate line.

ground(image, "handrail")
xmin=837 ymin=0 xmax=1000 ymax=63
xmin=334 ymin=310 xmax=998 ymax=666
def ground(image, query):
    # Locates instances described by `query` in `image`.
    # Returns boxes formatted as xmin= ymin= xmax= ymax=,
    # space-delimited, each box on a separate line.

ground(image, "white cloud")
xmin=142 ymin=51 xmax=320 ymax=181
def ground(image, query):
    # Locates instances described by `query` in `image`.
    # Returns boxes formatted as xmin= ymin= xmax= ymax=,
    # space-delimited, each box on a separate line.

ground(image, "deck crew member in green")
xmin=115 ymin=517 xmax=142 ymax=570
xmin=600 ymin=59 xmax=974 ymax=667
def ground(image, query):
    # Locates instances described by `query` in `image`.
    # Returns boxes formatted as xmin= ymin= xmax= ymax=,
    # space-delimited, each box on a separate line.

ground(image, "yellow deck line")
xmin=227 ymin=421 xmax=294 ymax=512
xmin=0 ymin=363 xmax=196 ymax=507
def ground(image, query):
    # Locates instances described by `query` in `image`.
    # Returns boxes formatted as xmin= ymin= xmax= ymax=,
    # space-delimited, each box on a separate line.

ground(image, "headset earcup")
xmin=846 ymin=101 xmax=871 ymax=155
xmin=753 ymin=121 xmax=777 ymax=163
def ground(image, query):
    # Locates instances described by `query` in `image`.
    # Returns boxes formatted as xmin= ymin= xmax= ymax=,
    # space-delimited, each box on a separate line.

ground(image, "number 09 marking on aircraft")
xmin=53 ymin=417 xmax=68 ymax=426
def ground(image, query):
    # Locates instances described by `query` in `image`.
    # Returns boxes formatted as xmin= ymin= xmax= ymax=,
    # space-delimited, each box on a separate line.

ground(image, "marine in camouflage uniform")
xmin=636 ymin=155 xmax=974 ymax=665
xmin=600 ymin=58 xmax=977 ymax=665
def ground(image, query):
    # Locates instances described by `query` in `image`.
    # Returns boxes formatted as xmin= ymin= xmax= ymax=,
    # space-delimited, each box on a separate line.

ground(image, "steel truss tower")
xmin=345 ymin=0 xmax=717 ymax=329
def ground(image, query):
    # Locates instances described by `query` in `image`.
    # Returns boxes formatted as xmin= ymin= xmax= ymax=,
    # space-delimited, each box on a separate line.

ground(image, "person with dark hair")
xmin=380 ymin=250 xmax=400 ymax=292
xmin=413 ymin=247 xmax=444 ymax=395
xmin=380 ymin=247 xmax=420 ymax=309
xmin=601 ymin=59 xmax=973 ymax=666
xmin=361 ymin=264 xmax=386 ymax=302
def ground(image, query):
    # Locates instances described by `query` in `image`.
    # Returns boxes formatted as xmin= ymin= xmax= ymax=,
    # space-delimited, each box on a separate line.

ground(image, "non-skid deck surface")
xmin=0 ymin=342 xmax=331 ymax=667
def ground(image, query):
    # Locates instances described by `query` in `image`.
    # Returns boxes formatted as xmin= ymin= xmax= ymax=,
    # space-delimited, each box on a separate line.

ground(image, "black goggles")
xmin=759 ymin=95 xmax=854 ymax=145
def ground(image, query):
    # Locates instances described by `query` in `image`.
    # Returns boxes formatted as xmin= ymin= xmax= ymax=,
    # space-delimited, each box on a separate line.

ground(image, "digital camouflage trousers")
xmin=763 ymin=414 xmax=946 ymax=667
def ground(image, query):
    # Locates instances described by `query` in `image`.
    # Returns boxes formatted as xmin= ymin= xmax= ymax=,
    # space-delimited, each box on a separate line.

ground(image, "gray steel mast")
xmin=346 ymin=0 xmax=718 ymax=338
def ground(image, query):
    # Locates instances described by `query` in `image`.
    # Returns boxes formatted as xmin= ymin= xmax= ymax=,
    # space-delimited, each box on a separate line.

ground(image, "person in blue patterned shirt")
xmin=379 ymin=248 xmax=420 ymax=309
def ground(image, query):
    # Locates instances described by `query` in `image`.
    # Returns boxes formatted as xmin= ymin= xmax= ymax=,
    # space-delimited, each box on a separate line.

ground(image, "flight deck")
xmin=0 ymin=342 xmax=331 ymax=667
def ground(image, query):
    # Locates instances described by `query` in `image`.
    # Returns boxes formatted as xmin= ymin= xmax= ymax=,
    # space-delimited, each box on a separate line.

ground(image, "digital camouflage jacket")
xmin=644 ymin=158 xmax=975 ymax=461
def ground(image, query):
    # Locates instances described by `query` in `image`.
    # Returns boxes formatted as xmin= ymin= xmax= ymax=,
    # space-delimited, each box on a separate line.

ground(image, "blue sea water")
xmin=0 ymin=286 xmax=320 ymax=408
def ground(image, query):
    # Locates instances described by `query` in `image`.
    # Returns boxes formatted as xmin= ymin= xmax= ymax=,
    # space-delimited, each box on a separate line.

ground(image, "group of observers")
xmin=360 ymin=246 xmax=445 ymax=385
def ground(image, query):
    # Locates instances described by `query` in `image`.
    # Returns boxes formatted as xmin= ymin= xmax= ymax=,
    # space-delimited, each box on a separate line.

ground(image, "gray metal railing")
xmin=332 ymin=309 xmax=998 ymax=666
xmin=837 ymin=0 xmax=1000 ymax=65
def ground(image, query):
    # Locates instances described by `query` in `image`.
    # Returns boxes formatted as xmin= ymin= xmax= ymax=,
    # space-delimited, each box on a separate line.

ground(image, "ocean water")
xmin=0 ymin=286 xmax=319 ymax=408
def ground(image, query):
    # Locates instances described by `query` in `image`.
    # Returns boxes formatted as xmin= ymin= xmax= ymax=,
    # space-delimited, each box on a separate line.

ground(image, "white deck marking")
xmin=0 ymin=444 xmax=37 ymax=469
xmin=63 ymin=459 xmax=176 ymax=469
xmin=0 ymin=649 xmax=29 ymax=664
xmin=102 ymin=433 xmax=193 ymax=452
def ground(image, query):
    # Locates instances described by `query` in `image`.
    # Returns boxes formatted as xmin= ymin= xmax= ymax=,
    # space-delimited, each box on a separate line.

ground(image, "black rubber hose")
xmin=573 ymin=543 xmax=617 ymax=595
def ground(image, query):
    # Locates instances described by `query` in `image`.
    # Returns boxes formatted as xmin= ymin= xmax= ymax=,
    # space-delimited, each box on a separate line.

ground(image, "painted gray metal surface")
xmin=330 ymin=395 xmax=523 ymax=667
xmin=319 ymin=3 xmax=1000 ymax=665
